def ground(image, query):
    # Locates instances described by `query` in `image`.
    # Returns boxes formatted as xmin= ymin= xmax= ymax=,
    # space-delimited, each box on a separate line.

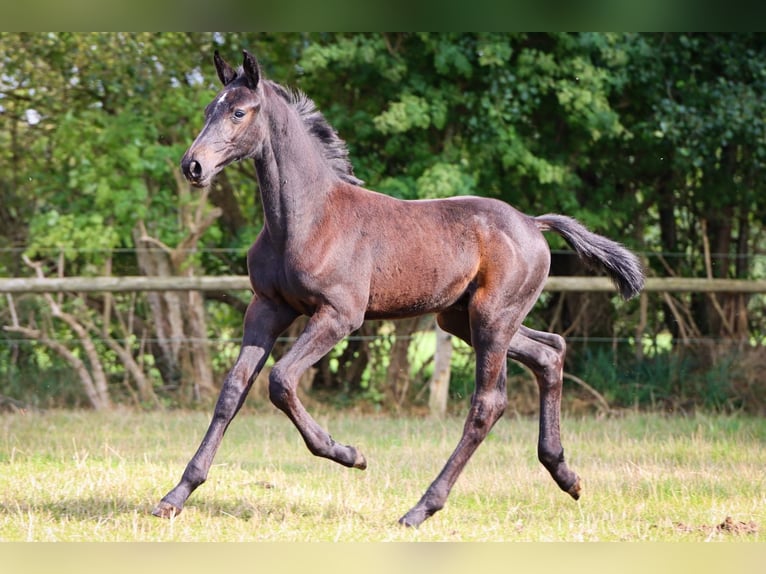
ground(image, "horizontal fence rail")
xmin=1 ymin=275 xmax=766 ymax=294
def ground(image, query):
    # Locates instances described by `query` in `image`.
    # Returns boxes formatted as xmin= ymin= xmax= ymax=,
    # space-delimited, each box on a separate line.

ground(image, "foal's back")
xmin=323 ymin=184 xmax=551 ymax=320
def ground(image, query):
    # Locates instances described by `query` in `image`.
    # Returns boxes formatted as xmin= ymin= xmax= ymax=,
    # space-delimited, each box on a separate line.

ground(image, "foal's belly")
xmin=364 ymin=257 xmax=477 ymax=320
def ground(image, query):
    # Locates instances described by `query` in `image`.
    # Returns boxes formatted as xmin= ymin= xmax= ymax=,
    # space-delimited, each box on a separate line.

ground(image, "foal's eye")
xmin=233 ymin=109 xmax=246 ymax=119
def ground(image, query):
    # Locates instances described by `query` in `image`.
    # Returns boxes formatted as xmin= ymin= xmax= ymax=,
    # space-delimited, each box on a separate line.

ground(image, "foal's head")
xmin=181 ymin=49 xmax=362 ymax=189
xmin=181 ymin=50 xmax=265 ymax=187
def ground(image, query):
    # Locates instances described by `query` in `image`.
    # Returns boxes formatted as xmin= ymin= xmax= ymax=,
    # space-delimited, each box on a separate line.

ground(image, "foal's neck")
xmin=253 ymin=87 xmax=337 ymax=246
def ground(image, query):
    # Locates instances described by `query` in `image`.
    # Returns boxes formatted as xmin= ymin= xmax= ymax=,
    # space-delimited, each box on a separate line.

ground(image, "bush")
xmin=566 ymin=342 xmax=766 ymax=414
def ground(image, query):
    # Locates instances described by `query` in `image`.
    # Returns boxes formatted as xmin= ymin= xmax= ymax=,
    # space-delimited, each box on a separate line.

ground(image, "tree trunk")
xmin=133 ymin=228 xmax=184 ymax=390
xmin=184 ymin=284 xmax=216 ymax=400
xmin=132 ymin=171 xmax=222 ymax=402
xmin=384 ymin=317 xmax=420 ymax=411
xmin=699 ymin=216 xmax=750 ymax=341
xmin=428 ymin=323 xmax=452 ymax=418
xmin=133 ymin=227 xmax=216 ymax=402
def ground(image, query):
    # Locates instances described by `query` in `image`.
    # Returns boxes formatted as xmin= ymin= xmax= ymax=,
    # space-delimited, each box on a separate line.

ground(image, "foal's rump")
xmin=357 ymin=190 xmax=643 ymax=321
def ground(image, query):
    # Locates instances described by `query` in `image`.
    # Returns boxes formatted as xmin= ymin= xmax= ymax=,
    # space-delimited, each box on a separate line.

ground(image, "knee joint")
xmin=268 ymin=368 xmax=290 ymax=410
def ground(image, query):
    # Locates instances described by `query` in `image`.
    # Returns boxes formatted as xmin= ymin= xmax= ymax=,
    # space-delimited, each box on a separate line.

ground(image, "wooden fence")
xmin=1 ymin=275 xmax=766 ymax=293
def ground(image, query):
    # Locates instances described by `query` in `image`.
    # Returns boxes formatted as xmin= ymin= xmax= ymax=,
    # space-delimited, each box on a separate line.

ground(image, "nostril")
xmin=190 ymin=160 xmax=202 ymax=179
xmin=181 ymin=155 xmax=204 ymax=183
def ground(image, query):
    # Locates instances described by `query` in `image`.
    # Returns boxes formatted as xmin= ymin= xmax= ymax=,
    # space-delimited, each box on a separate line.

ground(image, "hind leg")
xmin=433 ymin=310 xmax=580 ymax=502
xmin=508 ymin=326 xmax=581 ymax=499
xmin=399 ymin=304 xmax=515 ymax=527
xmin=399 ymin=347 xmax=509 ymax=527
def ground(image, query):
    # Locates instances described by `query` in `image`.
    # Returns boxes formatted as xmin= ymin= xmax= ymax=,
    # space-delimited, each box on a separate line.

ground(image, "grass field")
xmin=0 ymin=407 xmax=764 ymax=542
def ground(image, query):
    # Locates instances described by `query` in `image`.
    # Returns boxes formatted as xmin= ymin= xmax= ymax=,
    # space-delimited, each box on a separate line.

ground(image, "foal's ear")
xmin=214 ymin=50 xmax=237 ymax=86
xmin=242 ymin=50 xmax=261 ymax=90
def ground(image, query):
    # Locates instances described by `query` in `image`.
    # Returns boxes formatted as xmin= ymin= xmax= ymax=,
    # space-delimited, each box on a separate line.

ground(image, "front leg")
xmin=268 ymin=304 xmax=367 ymax=469
xmin=152 ymin=298 xmax=297 ymax=518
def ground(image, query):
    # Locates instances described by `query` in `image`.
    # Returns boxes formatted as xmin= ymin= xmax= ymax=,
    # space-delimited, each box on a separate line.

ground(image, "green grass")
xmin=0 ymin=408 xmax=764 ymax=541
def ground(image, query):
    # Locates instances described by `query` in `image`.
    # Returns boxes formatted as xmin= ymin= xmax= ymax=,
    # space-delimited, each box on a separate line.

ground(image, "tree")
xmin=574 ymin=33 xmax=766 ymax=343
xmin=2 ymin=33 xmax=764 ymax=411
xmin=1 ymin=33 xmax=231 ymax=405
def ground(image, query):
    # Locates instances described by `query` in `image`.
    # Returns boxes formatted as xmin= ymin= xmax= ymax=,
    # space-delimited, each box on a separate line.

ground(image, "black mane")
xmin=266 ymin=80 xmax=363 ymax=186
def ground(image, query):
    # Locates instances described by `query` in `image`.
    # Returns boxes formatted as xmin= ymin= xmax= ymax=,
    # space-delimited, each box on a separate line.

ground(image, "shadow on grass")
xmin=0 ymin=494 xmax=356 ymax=524
xmin=0 ymin=497 xmax=148 ymax=520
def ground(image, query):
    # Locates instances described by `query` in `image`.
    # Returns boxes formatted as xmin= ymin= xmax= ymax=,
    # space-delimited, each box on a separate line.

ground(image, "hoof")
xmin=353 ymin=450 xmax=368 ymax=470
xmin=567 ymin=476 xmax=582 ymax=500
xmin=398 ymin=514 xmax=420 ymax=529
xmin=151 ymin=500 xmax=182 ymax=519
xmin=398 ymin=505 xmax=432 ymax=528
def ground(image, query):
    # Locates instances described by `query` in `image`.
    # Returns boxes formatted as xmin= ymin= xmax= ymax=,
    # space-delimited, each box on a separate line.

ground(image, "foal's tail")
xmin=534 ymin=214 xmax=645 ymax=300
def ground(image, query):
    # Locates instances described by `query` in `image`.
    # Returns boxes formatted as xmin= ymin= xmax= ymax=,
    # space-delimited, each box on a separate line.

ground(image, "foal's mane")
xmin=265 ymin=79 xmax=364 ymax=186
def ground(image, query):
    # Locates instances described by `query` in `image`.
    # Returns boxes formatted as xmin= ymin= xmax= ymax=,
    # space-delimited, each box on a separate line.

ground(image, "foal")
xmin=153 ymin=50 xmax=644 ymax=527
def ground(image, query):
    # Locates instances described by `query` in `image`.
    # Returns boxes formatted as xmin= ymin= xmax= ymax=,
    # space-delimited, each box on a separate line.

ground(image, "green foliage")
xmin=2 ymin=33 xmax=766 ymax=410
xmin=2 ymin=34 xmax=205 ymax=270
xmin=569 ymin=344 xmax=756 ymax=412
xmin=296 ymin=32 xmax=644 ymax=228
xmin=416 ymin=162 xmax=475 ymax=199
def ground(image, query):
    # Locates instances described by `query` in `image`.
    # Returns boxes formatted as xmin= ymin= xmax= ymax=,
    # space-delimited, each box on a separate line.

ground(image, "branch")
xmin=19 ymin=256 xmax=112 ymax=409
xmin=79 ymin=314 xmax=159 ymax=407
xmin=135 ymin=220 xmax=174 ymax=257
xmin=6 ymin=294 xmax=19 ymax=327
xmin=700 ymin=218 xmax=735 ymax=336
xmin=563 ymin=372 xmax=612 ymax=415
xmin=172 ymin=205 xmax=222 ymax=271
xmin=3 ymin=324 xmax=106 ymax=409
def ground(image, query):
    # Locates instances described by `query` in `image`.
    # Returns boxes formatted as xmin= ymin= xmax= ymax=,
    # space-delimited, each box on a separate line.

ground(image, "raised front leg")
xmin=507 ymin=326 xmax=581 ymax=499
xmin=152 ymin=297 xmax=297 ymax=518
xmin=268 ymin=304 xmax=367 ymax=470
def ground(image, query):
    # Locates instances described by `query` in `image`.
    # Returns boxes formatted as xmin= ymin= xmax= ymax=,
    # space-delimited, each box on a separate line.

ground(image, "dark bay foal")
xmin=152 ymin=50 xmax=644 ymax=527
